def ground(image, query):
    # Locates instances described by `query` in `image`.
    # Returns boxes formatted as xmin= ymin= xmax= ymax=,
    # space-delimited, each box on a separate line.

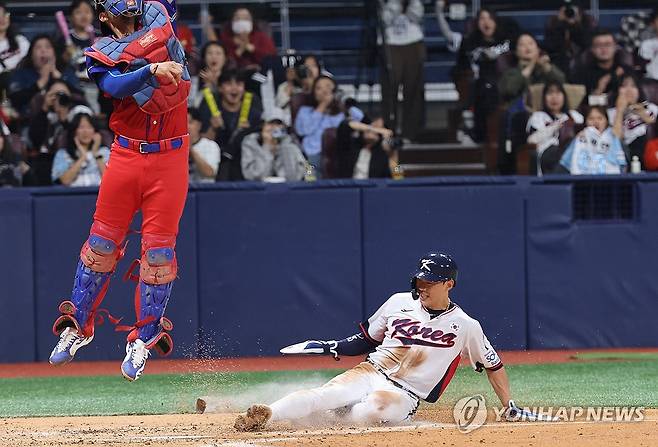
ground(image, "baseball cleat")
xmin=121 ymin=339 xmax=150 ymax=381
xmin=234 ymin=405 xmax=272 ymax=432
xmin=49 ymin=327 xmax=93 ymax=365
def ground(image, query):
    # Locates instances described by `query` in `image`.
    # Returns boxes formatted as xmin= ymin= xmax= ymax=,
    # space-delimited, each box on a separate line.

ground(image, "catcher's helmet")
xmin=95 ymin=0 xmax=143 ymax=17
xmin=410 ymin=252 xmax=458 ymax=299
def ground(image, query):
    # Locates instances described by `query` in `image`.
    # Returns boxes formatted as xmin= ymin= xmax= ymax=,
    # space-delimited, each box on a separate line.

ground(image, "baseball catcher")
xmin=49 ymin=0 xmax=190 ymax=381
xmin=233 ymin=252 xmax=537 ymax=430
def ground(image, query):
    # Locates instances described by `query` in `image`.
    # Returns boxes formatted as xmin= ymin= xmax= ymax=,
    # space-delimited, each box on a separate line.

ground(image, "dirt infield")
xmin=2 ymin=408 xmax=658 ymax=447
xmin=4 ymin=348 xmax=658 ymax=378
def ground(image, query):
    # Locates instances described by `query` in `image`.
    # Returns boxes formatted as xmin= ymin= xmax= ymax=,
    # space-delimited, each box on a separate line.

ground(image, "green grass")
xmin=2 ymin=361 xmax=658 ymax=418
xmin=572 ymin=352 xmax=658 ymax=361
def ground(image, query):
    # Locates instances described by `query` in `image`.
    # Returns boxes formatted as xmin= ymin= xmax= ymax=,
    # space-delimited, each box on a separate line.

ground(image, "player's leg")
xmin=349 ymin=376 xmax=419 ymax=424
xmin=120 ymin=146 xmax=189 ymax=381
xmin=235 ymin=363 xmax=378 ymax=431
xmin=50 ymin=147 xmax=140 ymax=364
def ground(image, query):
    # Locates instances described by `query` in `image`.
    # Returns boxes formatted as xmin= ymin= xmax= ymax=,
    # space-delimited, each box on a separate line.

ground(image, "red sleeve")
xmin=220 ymin=28 xmax=238 ymax=61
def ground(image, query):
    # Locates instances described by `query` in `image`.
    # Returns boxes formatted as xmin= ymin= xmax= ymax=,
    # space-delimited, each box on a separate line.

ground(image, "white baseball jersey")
xmin=360 ymin=292 xmax=502 ymax=403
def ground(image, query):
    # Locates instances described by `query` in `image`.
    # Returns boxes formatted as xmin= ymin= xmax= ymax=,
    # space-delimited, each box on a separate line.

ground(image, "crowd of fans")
xmin=3 ymin=0 xmax=658 ymax=188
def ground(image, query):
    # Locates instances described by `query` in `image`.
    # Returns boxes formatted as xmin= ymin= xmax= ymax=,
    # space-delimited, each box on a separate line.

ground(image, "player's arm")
xmin=87 ymin=57 xmax=183 ymax=98
xmin=280 ymin=328 xmax=380 ymax=360
xmin=485 ymin=366 xmax=512 ymax=407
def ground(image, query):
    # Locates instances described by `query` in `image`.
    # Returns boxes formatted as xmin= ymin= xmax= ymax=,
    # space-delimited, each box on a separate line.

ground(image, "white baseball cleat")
xmin=234 ymin=405 xmax=272 ymax=432
xmin=49 ymin=327 xmax=93 ymax=365
xmin=121 ymin=339 xmax=150 ymax=381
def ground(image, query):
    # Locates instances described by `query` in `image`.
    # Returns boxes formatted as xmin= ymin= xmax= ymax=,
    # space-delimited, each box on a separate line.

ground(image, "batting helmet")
xmin=410 ymin=252 xmax=458 ymax=300
xmin=95 ymin=0 xmax=143 ymax=17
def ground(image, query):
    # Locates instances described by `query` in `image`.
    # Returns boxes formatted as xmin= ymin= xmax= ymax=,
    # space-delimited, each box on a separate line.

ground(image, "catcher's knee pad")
xmin=53 ymin=222 xmax=125 ymax=337
xmin=139 ymin=234 xmax=177 ymax=285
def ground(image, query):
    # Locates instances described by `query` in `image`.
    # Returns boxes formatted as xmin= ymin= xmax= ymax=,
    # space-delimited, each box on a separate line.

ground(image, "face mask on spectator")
xmin=232 ymin=19 xmax=253 ymax=34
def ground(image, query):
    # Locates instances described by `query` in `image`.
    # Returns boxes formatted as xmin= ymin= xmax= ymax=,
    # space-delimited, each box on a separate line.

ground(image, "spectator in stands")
xmin=0 ymin=132 xmax=30 ymax=186
xmin=456 ymin=8 xmax=514 ymax=142
xmin=435 ymin=0 xmax=462 ymax=53
xmin=294 ymin=75 xmax=344 ymax=172
xmin=639 ymin=9 xmax=658 ymax=81
xmin=191 ymin=41 xmax=228 ymax=108
xmin=276 ymin=54 xmax=321 ymax=124
xmin=608 ymin=74 xmax=657 ymax=169
xmin=51 ymin=113 xmax=108 ymax=187
xmin=526 ymin=81 xmax=584 ymax=174
xmin=188 ymin=107 xmax=220 ymax=183
xmin=0 ymin=2 xmax=29 ymax=96
xmin=544 ymin=0 xmax=594 ymax=76
xmin=379 ymin=0 xmax=426 ymax=141
xmin=570 ymin=29 xmax=632 ymax=97
xmin=176 ymin=22 xmax=198 ymax=73
xmin=199 ymin=69 xmax=262 ymax=181
xmin=336 ymin=116 xmax=396 ymax=179
xmin=8 ymin=34 xmax=79 ymax=116
xmin=219 ymin=7 xmax=276 ymax=71
xmin=560 ymin=105 xmax=627 ymax=174
xmin=26 ymin=79 xmax=90 ymax=185
xmin=57 ymin=0 xmax=99 ymax=113
xmin=200 ymin=69 xmax=262 ymax=148
xmin=241 ymin=117 xmax=306 ymax=181
xmin=499 ymin=34 xmax=565 ymax=103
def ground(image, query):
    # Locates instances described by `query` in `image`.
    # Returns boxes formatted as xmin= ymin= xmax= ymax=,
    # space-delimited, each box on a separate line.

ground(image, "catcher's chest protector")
xmin=85 ymin=1 xmax=190 ymax=114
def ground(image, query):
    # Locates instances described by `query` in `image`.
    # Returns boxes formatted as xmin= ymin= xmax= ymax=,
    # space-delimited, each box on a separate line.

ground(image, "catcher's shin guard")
xmin=53 ymin=222 xmax=125 ymax=338
xmin=121 ymin=234 xmax=176 ymax=356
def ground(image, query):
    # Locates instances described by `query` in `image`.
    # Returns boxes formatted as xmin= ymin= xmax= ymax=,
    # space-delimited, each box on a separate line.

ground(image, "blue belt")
xmin=115 ymin=134 xmax=188 ymax=154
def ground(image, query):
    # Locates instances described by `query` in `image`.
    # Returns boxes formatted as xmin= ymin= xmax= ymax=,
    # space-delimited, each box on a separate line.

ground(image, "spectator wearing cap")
xmin=570 ymin=28 xmax=632 ymax=96
xmin=8 ymin=34 xmax=79 ymax=116
xmin=51 ymin=112 xmax=109 ymax=187
xmin=241 ymin=118 xmax=306 ymax=181
xmin=0 ymin=2 xmax=29 ymax=93
xmin=188 ymin=107 xmax=220 ymax=183
xmin=218 ymin=7 xmax=276 ymax=71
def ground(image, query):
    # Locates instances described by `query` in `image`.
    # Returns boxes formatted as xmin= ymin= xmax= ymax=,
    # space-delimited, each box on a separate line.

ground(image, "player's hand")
xmin=280 ymin=340 xmax=339 ymax=360
xmin=151 ymin=61 xmax=183 ymax=86
xmin=505 ymin=400 xmax=555 ymax=422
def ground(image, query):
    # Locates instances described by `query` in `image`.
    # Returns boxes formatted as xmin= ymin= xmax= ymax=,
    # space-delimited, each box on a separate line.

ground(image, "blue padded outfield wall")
xmin=1 ymin=175 xmax=658 ymax=363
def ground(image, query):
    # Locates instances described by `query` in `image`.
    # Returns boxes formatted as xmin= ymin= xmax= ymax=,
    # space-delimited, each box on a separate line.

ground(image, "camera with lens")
xmin=56 ymin=92 xmax=71 ymax=107
xmin=562 ymin=0 xmax=578 ymax=19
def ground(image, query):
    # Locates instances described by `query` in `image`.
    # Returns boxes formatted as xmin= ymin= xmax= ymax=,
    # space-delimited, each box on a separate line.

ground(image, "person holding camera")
xmin=544 ymin=0 xmax=595 ymax=75
xmin=276 ymin=54 xmax=321 ymax=124
xmin=26 ymin=78 xmax=89 ymax=185
xmin=241 ymin=117 xmax=306 ymax=182
xmin=51 ymin=112 xmax=108 ymax=187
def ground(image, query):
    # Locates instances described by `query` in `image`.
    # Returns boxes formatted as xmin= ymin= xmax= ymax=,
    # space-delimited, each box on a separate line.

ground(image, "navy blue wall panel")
xmin=32 ymin=190 xmax=199 ymax=362
xmin=0 ymin=191 xmax=35 ymax=362
xmin=526 ymin=182 xmax=658 ymax=348
xmin=362 ymin=181 xmax=527 ymax=350
xmin=196 ymin=185 xmax=363 ymax=357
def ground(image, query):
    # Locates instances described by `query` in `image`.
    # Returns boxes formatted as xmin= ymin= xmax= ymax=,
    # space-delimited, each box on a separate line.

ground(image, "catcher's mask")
xmin=95 ymin=0 xmax=143 ymax=17
xmin=410 ymin=252 xmax=458 ymax=300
